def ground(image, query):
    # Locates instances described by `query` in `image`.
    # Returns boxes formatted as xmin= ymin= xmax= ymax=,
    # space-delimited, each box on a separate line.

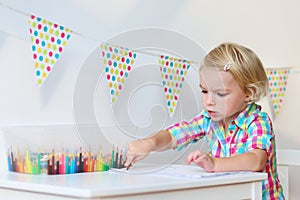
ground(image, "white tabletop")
xmin=0 ymin=164 xmax=267 ymax=198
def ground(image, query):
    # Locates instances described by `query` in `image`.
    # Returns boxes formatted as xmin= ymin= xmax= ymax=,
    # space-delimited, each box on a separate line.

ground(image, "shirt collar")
xmin=233 ymin=103 xmax=261 ymax=129
xmin=202 ymin=103 xmax=261 ymax=129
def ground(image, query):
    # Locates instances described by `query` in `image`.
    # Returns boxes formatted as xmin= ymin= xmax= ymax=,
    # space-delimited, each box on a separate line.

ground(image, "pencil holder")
xmin=2 ymin=124 xmax=125 ymax=175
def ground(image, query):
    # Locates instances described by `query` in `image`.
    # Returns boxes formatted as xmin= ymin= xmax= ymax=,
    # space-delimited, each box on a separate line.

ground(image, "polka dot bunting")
xmin=100 ymin=43 xmax=137 ymax=104
xmin=266 ymin=68 xmax=291 ymax=116
xmin=159 ymin=55 xmax=191 ymax=117
xmin=28 ymin=14 xmax=72 ymax=86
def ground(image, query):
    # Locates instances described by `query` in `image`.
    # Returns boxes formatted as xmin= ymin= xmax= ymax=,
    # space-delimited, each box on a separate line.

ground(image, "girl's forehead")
xmin=200 ymin=67 xmax=235 ymax=89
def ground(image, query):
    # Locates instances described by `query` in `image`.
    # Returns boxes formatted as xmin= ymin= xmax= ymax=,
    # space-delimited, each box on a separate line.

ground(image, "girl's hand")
xmin=186 ymin=149 xmax=215 ymax=172
xmin=124 ymin=139 xmax=153 ymax=169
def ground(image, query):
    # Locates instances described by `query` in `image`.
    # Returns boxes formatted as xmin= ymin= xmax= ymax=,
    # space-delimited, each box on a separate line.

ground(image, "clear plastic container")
xmin=1 ymin=124 xmax=117 ymax=175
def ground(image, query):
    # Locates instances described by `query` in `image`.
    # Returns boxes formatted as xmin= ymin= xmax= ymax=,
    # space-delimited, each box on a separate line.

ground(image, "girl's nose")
xmin=206 ymin=93 xmax=215 ymax=105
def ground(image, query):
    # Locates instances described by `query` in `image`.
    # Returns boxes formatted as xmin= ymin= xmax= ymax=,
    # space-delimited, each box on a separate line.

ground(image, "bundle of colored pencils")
xmin=7 ymin=146 xmax=115 ymax=175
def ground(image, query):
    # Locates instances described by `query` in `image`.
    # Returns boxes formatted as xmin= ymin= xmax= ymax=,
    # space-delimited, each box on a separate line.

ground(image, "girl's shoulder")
xmin=247 ymin=103 xmax=272 ymax=121
xmin=236 ymin=103 xmax=273 ymax=130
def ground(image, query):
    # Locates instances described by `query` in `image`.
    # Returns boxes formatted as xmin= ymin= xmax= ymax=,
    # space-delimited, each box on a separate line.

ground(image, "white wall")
xmin=1 ymin=0 xmax=300 ymax=199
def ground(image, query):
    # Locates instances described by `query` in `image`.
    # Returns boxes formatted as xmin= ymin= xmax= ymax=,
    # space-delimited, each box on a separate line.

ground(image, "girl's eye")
xmin=217 ymin=93 xmax=228 ymax=97
xmin=201 ymin=90 xmax=208 ymax=94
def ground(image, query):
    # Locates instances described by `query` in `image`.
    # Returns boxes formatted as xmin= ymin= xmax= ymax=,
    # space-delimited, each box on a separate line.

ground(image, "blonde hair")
xmin=200 ymin=42 xmax=268 ymax=102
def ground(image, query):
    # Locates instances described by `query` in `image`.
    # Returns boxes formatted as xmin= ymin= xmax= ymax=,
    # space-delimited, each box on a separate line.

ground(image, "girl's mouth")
xmin=207 ymin=110 xmax=218 ymax=117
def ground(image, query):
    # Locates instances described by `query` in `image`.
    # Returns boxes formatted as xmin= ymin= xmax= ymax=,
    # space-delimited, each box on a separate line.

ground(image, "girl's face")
xmin=200 ymin=67 xmax=249 ymax=125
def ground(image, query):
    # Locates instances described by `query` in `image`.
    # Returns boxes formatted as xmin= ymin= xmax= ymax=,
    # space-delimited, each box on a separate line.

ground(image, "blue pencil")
xmin=65 ymin=150 xmax=69 ymax=174
xmin=7 ymin=151 xmax=11 ymax=171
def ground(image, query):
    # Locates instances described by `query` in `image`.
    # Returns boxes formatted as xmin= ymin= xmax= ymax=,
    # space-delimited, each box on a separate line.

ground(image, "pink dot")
xmin=106 ymin=74 xmax=111 ymax=80
xmin=35 ymin=39 xmax=39 ymax=44
xmin=119 ymin=85 xmax=122 ymax=90
xmin=33 ymin=54 xmax=37 ymax=59
xmin=174 ymin=96 xmax=178 ymax=100
xmin=49 ymin=51 xmax=53 ymax=57
xmin=164 ymin=87 xmax=167 ymax=92
xmin=51 ymin=37 xmax=55 ymax=43
xmin=37 ymin=24 xmax=42 ymax=29
xmin=102 ymin=52 xmax=105 ymax=57
xmin=129 ymin=52 xmax=132 ymax=57
xmin=165 ymin=74 xmax=168 ymax=79
xmin=108 ymin=60 xmax=112 ymax=66
xmin=127 ymin=65 xmax=131 ymax=71
xmin=166 ymin=61 xmax=169 ymax=66
xmin=54 ymin=24 xmax=58 ymax=28
xmin=29 ymin=29 xmax=32 ymax=34
xmin=61 ymin=32 xmax=65 ymax=38
xmin=160 ymin=55 xmax=164 ymax=59
xmin=121 ymin=57 xmax=125 ymax=62
xmin=109 ymin=47 xmax=113 ymax=52
xmin=120 ymin=71 xmax=124 ymax=76
xmin=30 ymin=15 xmax=35 ymax=19
xmin=59 ymin=47 xmax=63 ymax=52
xmin=46 ymin=66 xmax=51 ymax=71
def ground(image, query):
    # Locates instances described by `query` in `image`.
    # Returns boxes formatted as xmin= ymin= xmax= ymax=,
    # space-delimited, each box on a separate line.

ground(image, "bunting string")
xmin=1 ymin=3 xmax=197 ymax=115
xmin=3 ymin=3 xmax=300 ymax=70
xmin=2 ymin=3 xmax=300 ymax=117
xmin=0 ymin=3 xmax=199 ymax=64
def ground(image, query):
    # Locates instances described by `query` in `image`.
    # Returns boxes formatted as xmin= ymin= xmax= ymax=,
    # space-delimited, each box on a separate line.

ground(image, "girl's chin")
xmin=209 ymin=114 xmax=224 ymax=122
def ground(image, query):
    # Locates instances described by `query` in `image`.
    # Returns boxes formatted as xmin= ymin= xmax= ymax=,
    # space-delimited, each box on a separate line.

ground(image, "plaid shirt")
xmin=167 ymin=103 xmax=284 ymax=200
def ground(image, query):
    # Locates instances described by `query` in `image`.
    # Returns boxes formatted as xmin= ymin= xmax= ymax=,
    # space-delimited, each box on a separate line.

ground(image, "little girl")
xmin=124 ymin=42 xmax=284 ymax=199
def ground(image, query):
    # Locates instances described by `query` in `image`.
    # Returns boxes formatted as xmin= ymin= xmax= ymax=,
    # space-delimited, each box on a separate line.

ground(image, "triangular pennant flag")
xmin=28 ymin=14 xmax=72 ymax=86
xmin=100 ymin=43 xmax=137 ymax=104
xmin=266 ymin=68 xmax=291 ymax=116
xmin=158 ymin=55 xmax=191 ymax=117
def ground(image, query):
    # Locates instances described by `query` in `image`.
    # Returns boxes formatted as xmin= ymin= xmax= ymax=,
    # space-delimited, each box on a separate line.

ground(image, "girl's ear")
xmin=244 ymin=92 xmax=253 ymax=103
xmin=245 ymin=95 xmax=252 ymax=103
xmin=245 ymin=85 xmax=257 ymax=103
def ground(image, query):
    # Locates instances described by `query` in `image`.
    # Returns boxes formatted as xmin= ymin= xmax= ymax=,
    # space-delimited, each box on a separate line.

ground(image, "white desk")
xmin=0 ymin=164 xmax=267 ymax=200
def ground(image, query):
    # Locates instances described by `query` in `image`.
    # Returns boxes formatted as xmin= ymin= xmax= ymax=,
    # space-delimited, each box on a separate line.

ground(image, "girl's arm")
xmin=186 ymin=149 xmax=267 ymax=172
xmin=214 ymin=149 xmax=268 ymax=172
xmin=124 ymin=130 xmax=177 ymax=169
